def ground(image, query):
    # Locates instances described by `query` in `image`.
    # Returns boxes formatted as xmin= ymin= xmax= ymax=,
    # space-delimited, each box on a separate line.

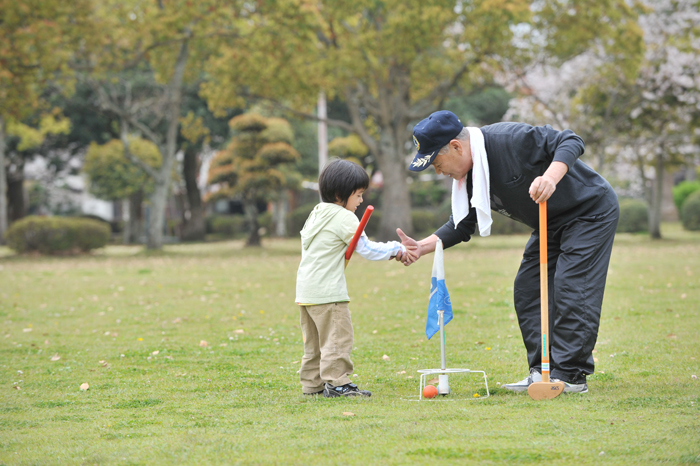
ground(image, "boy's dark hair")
xmin=319 ymin=158 xmax=370 ymax=206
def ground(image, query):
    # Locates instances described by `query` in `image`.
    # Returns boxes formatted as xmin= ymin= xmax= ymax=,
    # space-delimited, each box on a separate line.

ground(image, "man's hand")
xmin=395 ymin=228 xmax=420 ymax=266
xmin=529 ymin=175 xmax=557 ymax=203
xmin=529 ymin=161 xmax=569 ymax=203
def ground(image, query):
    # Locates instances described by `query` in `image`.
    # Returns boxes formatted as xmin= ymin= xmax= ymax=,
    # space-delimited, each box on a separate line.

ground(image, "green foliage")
xmin=672 ymin=181 xmax=700 ymax=215
xmin=617 ymin=199 xmax=649 ymax=233
xmin=490 ymin=212 xmax=533 ymax=235
xmin=328 ymin=134 xmax=369 ymax=164
xmin=680 ymin=190 xmax=700 ymax=231
xmin=445 ymin=87 xmax=512 ymax=126
xmin=83 ymin=138 xmax=161 ymax=200
xmin=288 ymin=203 xmax=318 ymax=236
xmin=208 ymin=113 xmax=301 ymax=201
xmin=409 ymin=181 xmax=449 ymax=208
xmin=6 ymin=111 xmax=71 ymax=151
xmin=5 ymin=216 xmax=110 ymax=254
xmin=411 ymin=208 xmax=450 ymax=237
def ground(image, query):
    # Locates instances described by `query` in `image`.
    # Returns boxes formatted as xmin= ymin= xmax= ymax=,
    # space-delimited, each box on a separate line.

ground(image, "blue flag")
xmin=426 ymin=239 xmax=452 ymax=340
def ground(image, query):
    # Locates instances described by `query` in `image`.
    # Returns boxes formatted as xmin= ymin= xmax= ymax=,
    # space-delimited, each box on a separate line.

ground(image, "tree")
xmin=4 ymin=111 xmax=72 ymax=220
xmin=83 ymin=137 xmax=161 ymax=243
xmin=507 ymin=0 xmax=699 ymax=239
xmin=202 ymin=0 xmax=642 ymax=240
xmin=208 ymin=113 xmax=301 ymax=246
xmin=84 ymin=0 xmax=246 ymax=249
xmin=0 ymin=0 xmax=93 ymax=241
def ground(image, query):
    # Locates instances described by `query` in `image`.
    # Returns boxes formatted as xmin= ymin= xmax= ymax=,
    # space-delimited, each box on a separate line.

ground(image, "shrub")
xmin=617 ymin=199 xmax=649 ymax=233
xmin=207 ymin=215 xmax=247 ymax=237
xmin=289 ymin=203 xmax=317 ymax=236
xmin=672 ymin=181 xmax=700 ymax=217
xmin=5 ymin=216 xmax=110 ymax=254
xmin=680 ymin=190 xmax=700 ymax=231
xmin=490 ymin=212 xmax=532 ymax=235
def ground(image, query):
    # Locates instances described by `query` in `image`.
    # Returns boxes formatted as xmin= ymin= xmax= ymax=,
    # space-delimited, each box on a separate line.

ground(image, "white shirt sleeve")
xmin=354 ymin=232 xmax=406 ymax=261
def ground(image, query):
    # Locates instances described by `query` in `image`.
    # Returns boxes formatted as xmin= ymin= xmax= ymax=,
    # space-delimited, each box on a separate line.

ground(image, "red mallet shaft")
xmin=345 ymin=205 xmax=374 ymax=268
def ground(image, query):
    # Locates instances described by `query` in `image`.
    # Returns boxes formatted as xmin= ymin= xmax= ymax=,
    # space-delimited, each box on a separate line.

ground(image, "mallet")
xmin=528 ymin=201 xmax=565 ymax=400
xmin=345 ymin=205 xmax=374 ymax=269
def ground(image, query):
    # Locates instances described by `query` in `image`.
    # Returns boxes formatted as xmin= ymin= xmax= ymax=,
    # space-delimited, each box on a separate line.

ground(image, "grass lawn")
xmin=1 ymin=223 xmax=698 ymax=465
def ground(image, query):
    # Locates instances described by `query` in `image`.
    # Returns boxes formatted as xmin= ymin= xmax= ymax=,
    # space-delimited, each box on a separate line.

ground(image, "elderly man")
xmin=397 ymin=110 xmax=619 ymax=394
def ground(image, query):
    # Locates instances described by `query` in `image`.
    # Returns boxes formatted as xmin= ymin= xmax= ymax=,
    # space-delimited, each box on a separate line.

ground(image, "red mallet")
xmin=423 ymin=385 xmax=438 ymax=399
xmin=344 ymin=205 xmax=374 ymax=269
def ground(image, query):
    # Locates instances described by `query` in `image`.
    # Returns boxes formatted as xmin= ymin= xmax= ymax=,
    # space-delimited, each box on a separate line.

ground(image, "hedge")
xmin=672 ymin=180 xmax=700 ymax=218
xmin=617 ymin=199 xmax=649 ymax=233
xmin=5 ymin=216 xmax=111 ymax=254
xmin=680 ymin=190 xmax=700 ymax=231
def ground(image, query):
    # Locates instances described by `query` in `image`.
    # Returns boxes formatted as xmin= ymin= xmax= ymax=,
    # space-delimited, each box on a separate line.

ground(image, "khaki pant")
xmin=299 ymin=302 xmax=354 ymax=393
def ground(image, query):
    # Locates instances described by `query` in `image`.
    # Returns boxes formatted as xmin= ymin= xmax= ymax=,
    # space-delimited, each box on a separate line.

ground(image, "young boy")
xmin=295 ymin=159 xmax=415 ymax=397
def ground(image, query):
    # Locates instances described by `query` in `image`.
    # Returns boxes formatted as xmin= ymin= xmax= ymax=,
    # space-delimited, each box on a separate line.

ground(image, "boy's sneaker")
xmin=303 ymin=390 xmax=324 ymax=396
xmin=503 ymin=368 xmax=542 ymax=392
xmin=323 ymin=382 xmax=371 ymax=398
xmin=550 ymin=378 xmax=588 ymax=394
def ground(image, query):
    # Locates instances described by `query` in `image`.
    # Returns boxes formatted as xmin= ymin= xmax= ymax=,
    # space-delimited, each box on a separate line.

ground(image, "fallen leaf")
xmin=80 ymin=383 xmax=90 ymax=391
xmin=151 ymin=350 xmax=159 ymax=355
xmin=173 ymin=318 xmax=182 ymax=324
xmin=667 ymin=333 xmax=677 ymax=339
xmin=594 ymin=357 xmax=599 ymax=363
xmin=50 ymin=354 xmax=61 ymax=362
xmin=427 ymin=378 xmax=439 ymax=384
xmin=13 ymin=386 xmax=20 ymax=390
xmin=199 ymin=340 xmax=209 ymax=347
xmin=99 ymin=360 xmax=105 ymax=364
xmin=382 ymin=354 xmax=390 ymax=361
xmin=372 ymin=330 xmax=378 ymax=334
xmin=234 ymin=329 xmax=245 ymax=334
xmin=476 ymin=341 xmax=484 ymax=345
xmin=342 ymin=412 xmax=355 ymax=417
xmin=23 ymin=328 xmax=32 ymax=333
xmin=396 ymin=370 xmax=406 ymax=374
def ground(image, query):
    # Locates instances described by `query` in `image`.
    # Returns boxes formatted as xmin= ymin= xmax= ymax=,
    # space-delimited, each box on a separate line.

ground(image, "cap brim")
xmin=408 ymin=150 xmax=437 ymax=172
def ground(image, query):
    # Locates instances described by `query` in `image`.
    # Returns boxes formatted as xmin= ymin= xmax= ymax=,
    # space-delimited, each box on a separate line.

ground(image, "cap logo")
xmin=412 ymin=135 xmax=420 ymax=151
xmin=411 ymin=154 xmax=432 ymax=169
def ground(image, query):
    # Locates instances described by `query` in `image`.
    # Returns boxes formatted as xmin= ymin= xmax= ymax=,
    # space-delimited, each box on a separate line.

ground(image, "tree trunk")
xmin=375 ymin=134 xmax=413 ymax=241
xmin=122 ymin=198 xmax=131 ymax=244
xmin=180 ymin=146 xmax=205 ymax=241
xmin=123 ymin=190 xmax=144 ymax=244
xmin=0 ymin=117 xmax=7 ymax=244
xmin=273 ymin=190 xmax=288 ymax=237
xmin=146 ymin=39 xmax=189 ymax=250
xmin=244 ymin=198 xmax=261 ymax=247
xmin=649 ymin=151 xmax=664 ymax=239
xmin=7 ymin=173 xmax=25 ymax=222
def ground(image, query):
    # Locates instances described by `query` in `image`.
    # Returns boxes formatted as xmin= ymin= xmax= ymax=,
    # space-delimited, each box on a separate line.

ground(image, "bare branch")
xmin=120 ymin=118 xmax=158 ymax=179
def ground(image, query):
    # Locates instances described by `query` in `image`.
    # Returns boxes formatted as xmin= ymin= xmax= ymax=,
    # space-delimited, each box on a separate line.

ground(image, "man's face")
xmin=431 ymin=140 xmax=472 ymax=179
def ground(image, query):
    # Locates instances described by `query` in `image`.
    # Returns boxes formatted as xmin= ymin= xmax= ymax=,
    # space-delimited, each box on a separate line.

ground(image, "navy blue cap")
xmin=408 ymin=111 xmax=463 ymax=172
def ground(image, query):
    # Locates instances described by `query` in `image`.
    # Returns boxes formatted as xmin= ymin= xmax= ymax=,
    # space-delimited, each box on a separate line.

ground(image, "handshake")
xmin=392 ymin=228 xmax=422 ymax=266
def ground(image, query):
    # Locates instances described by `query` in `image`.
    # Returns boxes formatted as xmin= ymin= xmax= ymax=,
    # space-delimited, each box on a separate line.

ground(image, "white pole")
xmin=438 ymin=309 xmax=450 ymax=395
xmin=317 ymin=90 xmax=328 ymax=175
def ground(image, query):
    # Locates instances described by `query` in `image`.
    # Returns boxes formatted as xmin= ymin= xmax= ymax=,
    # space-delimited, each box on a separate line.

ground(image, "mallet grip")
xmin=345 ymin=205 xmax=374 ymax=268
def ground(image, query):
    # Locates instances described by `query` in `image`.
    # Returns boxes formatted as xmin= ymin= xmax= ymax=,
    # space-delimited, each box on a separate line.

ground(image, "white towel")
xmin=451 ymin=127 xmax=492 ymax=236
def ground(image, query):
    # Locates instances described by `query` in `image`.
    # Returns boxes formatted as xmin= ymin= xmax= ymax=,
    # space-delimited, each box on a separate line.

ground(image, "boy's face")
xmin=343 ymin=189 xmax=365 ymax=213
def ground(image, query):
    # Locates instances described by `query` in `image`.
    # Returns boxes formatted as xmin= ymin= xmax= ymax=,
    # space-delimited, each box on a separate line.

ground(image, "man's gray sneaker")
xmin=503 ymin=368 xmax=542 ymax=392
xmin=550 ymin=378 xmax=588 ymax=394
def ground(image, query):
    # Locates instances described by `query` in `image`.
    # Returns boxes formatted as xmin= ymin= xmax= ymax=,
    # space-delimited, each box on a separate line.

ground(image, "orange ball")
xmin=423 ymin=384 xmax=438 ymax=399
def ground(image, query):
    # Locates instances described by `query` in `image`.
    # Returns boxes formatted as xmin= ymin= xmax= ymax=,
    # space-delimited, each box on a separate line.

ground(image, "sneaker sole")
xmin=323 ymin=390 xmax=371 ymax=398
xmin=502 ymin=384 xmax=530 ymax=392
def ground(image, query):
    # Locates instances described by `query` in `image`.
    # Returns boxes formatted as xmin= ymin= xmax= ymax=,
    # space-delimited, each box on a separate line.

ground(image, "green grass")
xmin=1 ymin=223 xmax=699 ymax=465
